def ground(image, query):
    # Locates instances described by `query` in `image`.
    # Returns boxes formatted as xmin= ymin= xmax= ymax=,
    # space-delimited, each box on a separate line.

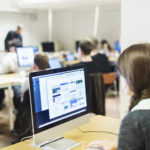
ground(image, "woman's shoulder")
xmin=122 ymin=110 xmax=150 ymax=128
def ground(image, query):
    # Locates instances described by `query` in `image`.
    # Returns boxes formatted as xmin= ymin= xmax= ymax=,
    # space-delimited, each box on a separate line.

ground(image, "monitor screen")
xmin=49 ymin=58 xmax=62 ymax=69
xmin=16 ymin=46 xmax=38 ymax=67
xmin=42 ymin=42 xmax=55 ymax=52
xmin=29 ymin=65 xmax=88 ymax=133
xmin=66 ymin=54 xmax=75 ymax=61
xmin=75 ymin=41 xmax=80 ymax=52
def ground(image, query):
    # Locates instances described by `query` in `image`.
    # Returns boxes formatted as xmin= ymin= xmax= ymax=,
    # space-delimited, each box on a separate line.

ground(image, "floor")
xmin=0 ymin=91 xmax=120 ymax=149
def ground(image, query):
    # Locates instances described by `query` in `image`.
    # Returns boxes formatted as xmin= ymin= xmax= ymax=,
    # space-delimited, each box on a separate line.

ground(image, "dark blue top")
xmin=5 ymin=30 xmax=22 ymax=51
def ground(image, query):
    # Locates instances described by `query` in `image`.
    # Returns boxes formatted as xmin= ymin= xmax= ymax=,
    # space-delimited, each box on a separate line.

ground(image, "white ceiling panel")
xmin=18 ymin=0 xmax=121 ymax=10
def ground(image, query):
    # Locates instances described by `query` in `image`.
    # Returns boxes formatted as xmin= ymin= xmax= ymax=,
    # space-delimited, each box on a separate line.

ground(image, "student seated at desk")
xmin=0 ymin=44 xmax=19 ymax=110
xmin=22 ymin=53 xmax=49 ymax=94
xmin=0 ymin=44 xmax=18 ymax=74
xmin=88 ymin=37 xmax=111 ymax=73
xmin=99 ymin=40 xmax=119 ymax=58
xmin=14 ymin=54 xmax=49 ymax=138
xmin=77 ymin=41 xmax=107 ymax=74
xmin=99 ymin=40 xmax=110 ymax=57
xmin=87 ymin=43 xmax=150 ymax=150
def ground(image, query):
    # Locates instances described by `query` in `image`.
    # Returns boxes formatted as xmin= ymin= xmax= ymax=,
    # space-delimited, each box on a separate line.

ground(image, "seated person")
xmin=22 ymin=53 xmax=49 ymax=95
xmin=99 ymin=39 xmax=110 ymax=57
xmin=77 ymin=40 xmax=108 ymax=74
xmin=14 ymin=53 xmax=49 ymax=137
xmin=87 ymin=43 xmax=150 ymax=150
xmin=0 ymin=44 xmax=18 ymax=74
xmin=0 ymin=44 xmax=19 ymax=110
xmin=88 ymin=37 xmax=111 ymax=73
xmin=100 ymin=39 xmax=119 ymax=58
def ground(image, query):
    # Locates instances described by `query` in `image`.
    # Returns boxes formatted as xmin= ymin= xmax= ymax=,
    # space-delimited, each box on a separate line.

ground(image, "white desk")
xmin=1 ymin=115 xmax=121 ymax=150
xmin=0 ymin=73 xmax=25 ymax=131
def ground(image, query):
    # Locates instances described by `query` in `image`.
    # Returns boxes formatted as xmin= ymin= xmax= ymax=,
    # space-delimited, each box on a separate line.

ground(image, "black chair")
xmin=87 ymin=73 xmax=105 ymax=115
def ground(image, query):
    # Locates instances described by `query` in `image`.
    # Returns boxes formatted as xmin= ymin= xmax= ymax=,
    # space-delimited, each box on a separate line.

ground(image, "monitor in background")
xmin=29 ymin=65 xmax=90 ymax=149
xmin=42 ymin=42 xmax=55 ymax=52
xmin=75 ymin=41 xmax=80 ymax=52
xmin=16 ymin=46 xmax=38 ymax=68
xmin=66 ymin=53 xmax=76 ymax=61
xmin=115 ymin=41 xmax=121 ymax=53
xmin=49 ymin=58 xmax=62 ymax=69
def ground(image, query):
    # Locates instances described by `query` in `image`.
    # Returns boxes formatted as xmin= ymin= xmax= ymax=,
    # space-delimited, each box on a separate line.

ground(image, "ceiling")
xmin=18 ymin=0 xmax=121 ymax=10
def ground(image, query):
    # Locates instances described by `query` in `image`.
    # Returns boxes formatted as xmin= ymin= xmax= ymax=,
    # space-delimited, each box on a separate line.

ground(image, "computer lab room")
xmin=0 ymin=0 xmax=150 ymax=150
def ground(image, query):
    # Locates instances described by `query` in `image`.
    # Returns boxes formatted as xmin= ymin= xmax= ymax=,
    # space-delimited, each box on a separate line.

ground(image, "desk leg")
xmin=8 ymin=85 xmax=14 ymax=131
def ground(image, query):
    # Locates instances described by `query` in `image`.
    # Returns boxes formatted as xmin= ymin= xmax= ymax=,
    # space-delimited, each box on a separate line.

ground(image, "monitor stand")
xmin=31 ymin=136 xmax=80 ymax=150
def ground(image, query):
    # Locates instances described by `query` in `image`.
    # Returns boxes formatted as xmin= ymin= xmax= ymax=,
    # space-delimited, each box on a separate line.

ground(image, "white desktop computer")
xmin=29 ymin=65 xmax=90 ymax=150
xmin=16 ymin=46 xmax=38 ymax=70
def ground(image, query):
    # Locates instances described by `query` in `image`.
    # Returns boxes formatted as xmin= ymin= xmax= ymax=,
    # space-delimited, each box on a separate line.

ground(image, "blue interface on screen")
xmin=66 ymin=54 xmax=75 ymax=61
xmin=32 ymin=68 xmax=87 ymax=129
xmin=49 ymin=58 xmax=62 ymax=69
xmin=16 ymin=46 xmax=38 ymax=67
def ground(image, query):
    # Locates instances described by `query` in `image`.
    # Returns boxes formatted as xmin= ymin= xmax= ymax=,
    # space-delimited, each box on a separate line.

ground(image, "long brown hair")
xmin=118 ymin=43 xmax=150 ymax=110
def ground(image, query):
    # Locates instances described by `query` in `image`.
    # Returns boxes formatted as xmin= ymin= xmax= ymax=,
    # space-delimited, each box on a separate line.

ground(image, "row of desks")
xmin=0 ymin=54 xmax=118 ymax=131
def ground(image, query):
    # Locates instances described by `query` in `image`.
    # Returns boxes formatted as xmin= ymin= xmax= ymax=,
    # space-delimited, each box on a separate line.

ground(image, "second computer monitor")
xmin=42 ymin=42 xmax=55 ymax=52
xmin=49 ymin=58 xmax=62 ymax=69
xmin=16 ymin=46 xmax=38 ymax=68
xmin=66 ymin=53 xmax=76 ymax=61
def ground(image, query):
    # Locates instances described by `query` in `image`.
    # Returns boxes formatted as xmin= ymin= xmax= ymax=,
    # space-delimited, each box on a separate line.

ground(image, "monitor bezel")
xmin=29 ymin=64 xmax=89 ymax=134
xmin=16 ymin=46 xmax=38 ymax=68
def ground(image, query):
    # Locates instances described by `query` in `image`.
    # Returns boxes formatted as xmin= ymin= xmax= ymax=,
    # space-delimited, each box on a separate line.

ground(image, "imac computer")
xmin=16 ymin=46 xmax=38 ymax=68
xmin=66 ymin=53 xmax=76 ymax=61
xmin=49 ymin=58 xmax=62 ymax=69
xmin=29 ymin=65 xmax=90 ymax=149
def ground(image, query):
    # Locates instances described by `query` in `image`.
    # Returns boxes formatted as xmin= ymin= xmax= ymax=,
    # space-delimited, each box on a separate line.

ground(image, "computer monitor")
xmin=42 ymin=42 xmax=55 ymax=52
xmin=49 ymin=58 xmax=62 ymax=69
xmin=66 ymin=53 xmax=76 ymax=61
xmin=75 ymin=41 xmax=80 ymax=52
xmin=29 ymin=65 xmax=90 ymax=147
xmin=16 ymin=46 xmax=38 ymax=68
xmin=115 ymin=41 xmax=121 ymax=53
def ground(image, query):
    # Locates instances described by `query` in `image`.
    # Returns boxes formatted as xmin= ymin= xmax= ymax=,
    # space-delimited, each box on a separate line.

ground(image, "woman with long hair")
xmin=87 ymin=43 xmax=150 ymax=150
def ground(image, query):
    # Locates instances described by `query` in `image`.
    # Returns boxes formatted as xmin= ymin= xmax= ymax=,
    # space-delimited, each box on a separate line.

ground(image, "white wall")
xmin=120 ymin=0 xmax=150 ymax=117
xmin=0 ymin=10 xmax=48 ymax=50
xmin=98 ymin=6 xmax=121 ymax=47
xmin=52 ymin=6 xmax=121 ymax=51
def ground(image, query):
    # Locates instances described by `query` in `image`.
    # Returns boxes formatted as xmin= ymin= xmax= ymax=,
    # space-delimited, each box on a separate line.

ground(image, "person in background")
xmin=108 ymin=44 xmax=120 ymax=58
xmin=87 ymin=37 xmax=110 ymax=73
xmin=12 ymin=53 xmax=49 ymax=138
xmin=100 ymin=39 xmax=119 ymax=58
xmin=0 ymin=44 xmax=19 ymax=110
xmin=87 ymin=43 xmax=150 ymax=150
xmin=22 ymin=53 xmax=49 ymax=96
xmin=5 ymin=25 xmax=23 ymax=52
xmin=99 ymin=40 xmax=110 ymax=57
xmin=78 ymin=40 xmax=107 ymax=74
xmin=0 ymin=44 xmax=18 ymax=74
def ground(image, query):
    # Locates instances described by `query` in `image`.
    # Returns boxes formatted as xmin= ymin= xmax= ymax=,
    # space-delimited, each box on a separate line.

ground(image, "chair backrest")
xmin=87 ymin=73 xmax=105 ymax=115
xmin=102 ymin=72 xmax=116 ymax=85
